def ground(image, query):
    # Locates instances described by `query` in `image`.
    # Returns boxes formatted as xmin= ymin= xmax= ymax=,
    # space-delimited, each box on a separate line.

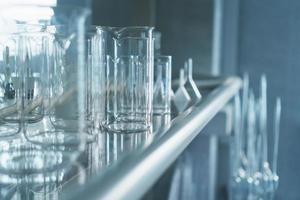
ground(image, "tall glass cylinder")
xmin=96 ymin=27 xmax=154 ymax=133
xmin=86 ymin=27 xmax=106 ymax=131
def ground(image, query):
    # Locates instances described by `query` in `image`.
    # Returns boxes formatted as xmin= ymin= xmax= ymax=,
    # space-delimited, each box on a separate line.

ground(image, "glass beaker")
xmin=97 ymin=26 xmax=154 ymax=133
xmin=26 ymin=23 xmax=93 ymax=147
xmin=0 ymin=5 xmax=90 ymax=176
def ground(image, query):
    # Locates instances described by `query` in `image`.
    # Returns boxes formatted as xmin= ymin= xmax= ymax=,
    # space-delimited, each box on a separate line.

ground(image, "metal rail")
xmin=63 ymin=77 xmax=242 ymax=200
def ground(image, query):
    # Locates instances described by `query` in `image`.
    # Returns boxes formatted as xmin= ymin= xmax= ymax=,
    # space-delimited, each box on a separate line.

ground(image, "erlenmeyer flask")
xmin=97 ymin=26 xmax=154 ymax=133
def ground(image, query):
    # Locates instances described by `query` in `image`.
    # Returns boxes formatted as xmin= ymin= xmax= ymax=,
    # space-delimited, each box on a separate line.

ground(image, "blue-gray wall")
xmin=92 ymin=0 xmax=213 ymax=77
xmin=156 ymin=0 xmax=213 ymax=76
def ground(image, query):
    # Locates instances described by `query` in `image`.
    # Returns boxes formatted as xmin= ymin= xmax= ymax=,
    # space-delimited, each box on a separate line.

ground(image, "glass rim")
xmin=94 ymin=26 xmax=154 ymax=30
xmin=94 ymin=26 xmax=154 ymax=36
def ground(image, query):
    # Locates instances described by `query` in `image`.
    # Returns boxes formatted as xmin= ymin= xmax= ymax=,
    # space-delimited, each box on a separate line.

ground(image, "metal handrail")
xmin=63 ymin=77 xmax=242 ymax=200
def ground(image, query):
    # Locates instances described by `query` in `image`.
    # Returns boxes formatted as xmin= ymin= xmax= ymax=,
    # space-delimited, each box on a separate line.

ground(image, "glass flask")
xmin=96 ymin=26 xmax=154 ymax=133
xmin=153 ymin=55 xmax=172 ymax=115
xmin=0 ymin=5 xmax=90 ymax=176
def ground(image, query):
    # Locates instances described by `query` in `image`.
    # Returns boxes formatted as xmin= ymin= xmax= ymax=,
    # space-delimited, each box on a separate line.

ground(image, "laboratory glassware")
xmin=271 ymin=97 xmax=281 ymax=191
xmin=23 ymin=7 xmax=90 ymax=148
xmin=173 ymin=69 xmax=191 ymax=113
xmin=86 ymin=27 xmax=105 ymax=131
xmin=184 ymin=58 xmax=201 ymax=105
xmin=0 ymin=5 xmax=90 ymax=176
xmin=0 ymin=24 xmax=69 ymax=178
xmin=0 ymin=32 xmax=21 ymax=138
xmin=97 ymin=26 xmax=154 ymax=133
xmin=153 ymin=31 xmax=162 ymax=56
xmin=153 ymin=55 xmax=172 ymax=115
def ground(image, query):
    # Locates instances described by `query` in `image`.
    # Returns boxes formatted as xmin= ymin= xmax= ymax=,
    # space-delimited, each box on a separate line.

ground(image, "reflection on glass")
xmin=83 ymin=114 xmax=171 ymax=178
xmin=0 ymin=33 xmax=21 ymax=138
xmin=153 ymin=56 xmax=172 ymax=115
xmin=0 ymin=5 xmax=89 ymax=180
xmin=183 ymin=58 xmax=201 ymax=106
xmin=86 ymin=27 xmax=106 ymax=132
xmin=0 ymin=161 xmax=85 ymax=200
xmin=95 ymin=27 xmax=154 ymax=133
xmin=153 ymin=114 xmax=171 ymax=135
xmin=173 ymin=69 xmax=191 ymax=113
xmin=103 ymin=131 xmax=151 ymax=166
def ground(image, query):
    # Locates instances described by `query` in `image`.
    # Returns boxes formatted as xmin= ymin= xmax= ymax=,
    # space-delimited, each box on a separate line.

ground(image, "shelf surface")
xmin=0 ymin=76 xmax=241 ymax=200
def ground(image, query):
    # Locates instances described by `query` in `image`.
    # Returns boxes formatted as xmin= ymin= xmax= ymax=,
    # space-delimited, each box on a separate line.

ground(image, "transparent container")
xmin=96 ymin=26 xmax=154 ymax=133
xmin=0 ymin=5 xmax=90 ymax=176
xmin=30 ymin=24 xmax=94 ymax=146
xmin=153 ymin=55 xmax=172 ymax=115
xmin=85 ymin=27 xmax=106 ymax=132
